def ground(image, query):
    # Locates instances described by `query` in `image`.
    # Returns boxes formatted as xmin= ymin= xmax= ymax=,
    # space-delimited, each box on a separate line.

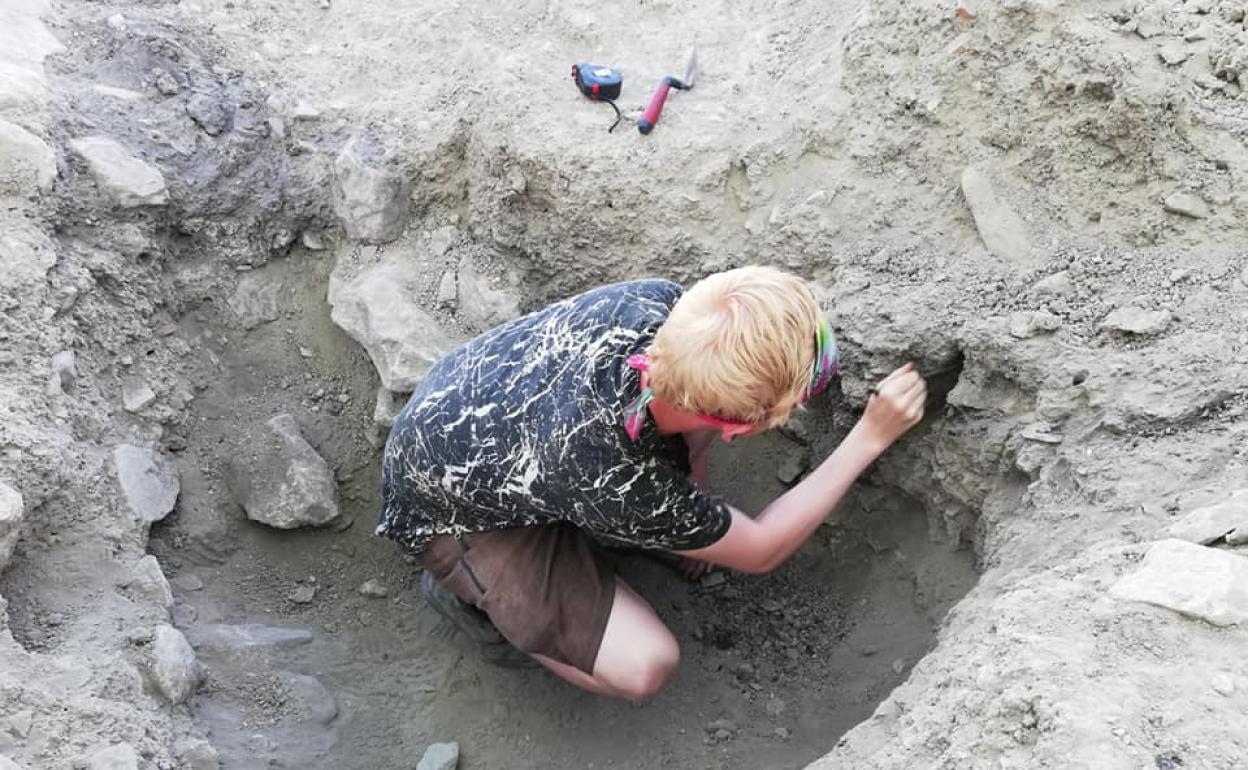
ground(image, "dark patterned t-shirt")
xmin=377 ymin=279 xmax=733 ymax=554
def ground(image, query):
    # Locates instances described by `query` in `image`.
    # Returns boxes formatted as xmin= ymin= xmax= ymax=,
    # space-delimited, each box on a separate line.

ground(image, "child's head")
xmin=649 ymin=266 xmax=826 ymax=429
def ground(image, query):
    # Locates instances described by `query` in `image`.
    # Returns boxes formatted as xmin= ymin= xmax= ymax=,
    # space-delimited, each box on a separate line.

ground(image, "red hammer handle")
xmin=637 ymin=77 xmax=674 ymax=135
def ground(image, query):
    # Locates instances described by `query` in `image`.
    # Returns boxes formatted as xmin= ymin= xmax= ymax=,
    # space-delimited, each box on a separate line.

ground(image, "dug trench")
xmin=137 ymin=238 xmax=982 ymax=770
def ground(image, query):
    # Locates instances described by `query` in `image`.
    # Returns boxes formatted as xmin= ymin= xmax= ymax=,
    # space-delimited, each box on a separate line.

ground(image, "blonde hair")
xmin=649 ymin=266 xmax=822 ymax=428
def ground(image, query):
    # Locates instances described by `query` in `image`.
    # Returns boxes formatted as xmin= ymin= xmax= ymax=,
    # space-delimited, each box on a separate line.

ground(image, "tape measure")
xmin=571 ymin=62 xmax=623 ymax=132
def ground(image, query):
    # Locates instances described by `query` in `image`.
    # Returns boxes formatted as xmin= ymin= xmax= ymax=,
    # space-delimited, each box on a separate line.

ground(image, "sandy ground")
xmin=1 ymin=0 xmax=1248 ymax=768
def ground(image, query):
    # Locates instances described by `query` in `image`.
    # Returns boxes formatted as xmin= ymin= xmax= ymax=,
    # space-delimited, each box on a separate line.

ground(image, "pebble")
xmin=1009 ymin=310 xmax=1062 ymax=339
xmin=764 ymin=698 xmax=788 ymax=717
xmin=121 ymin=377 xmax=156 ymax=411
xmin=1163 ymin=192 xmax=1210 ymax=219
xmin=775 ymin=451 xmax=808 ymax=485
xmin=1211 ymin=673 xmax=1236 ymax=696
xmin=114 ymin=444 xmax=180 ymax=523
xmin=700 ymin=571 xmax=727 ymax=588
xmin=773 ymin=727 xmax=791 ymax=740
xmin=172 ymin=573 xmax=204 ymax=591
xmin=416 ymin=741 xmax=460 ymax=770
xmin=175 ymin=738 xmax=220 ymax=770
xmin=436 ymin=270 xmax=458 ymax=308
xmin=289 ymin=583 xmax=317 ymax=604
xmin=1031 ymin=270 xmax=1073 ymax=297
xmin=357 ymin=579 xmax=388 ymax=598
xmin=1158 ymin=44 xmax=1189 ymax=65
xmin=87 ymin=743 xmax=139 ymax=770
xmin=891 ymin=657 xmax=907 ymax=674
xmin=281 ymin=671 xmax=339 ymax=725
xmin=70 ymin=135 xmax=168 ymax=208
xmin=50 ymin=350 xmax=77 ymax=389
xmin=1101 ymin=306 xmax=1171 ymax=336
xmin=228 ymin=413 xmax=339 ymax=529
xmin=154 ymin=71 xmax=180 ymax=95
xmin=106 ymin=13 xmax=127 ymax=31
xmin=299 ymin=347 xmax=314 ymax=359
xmin=151 ymin=624 xmax=199 ymax=704
xmin=0 ymin=118 xmax=56 ymax=194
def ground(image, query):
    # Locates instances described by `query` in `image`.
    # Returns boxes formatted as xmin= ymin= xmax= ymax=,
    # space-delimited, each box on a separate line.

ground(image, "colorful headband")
xmin=806 ymin=316 xmax=839 ymax=400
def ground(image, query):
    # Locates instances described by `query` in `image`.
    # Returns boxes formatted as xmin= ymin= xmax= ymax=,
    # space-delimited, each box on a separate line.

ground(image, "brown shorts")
xmin=419 ymin=524 xmax=617 ymax=675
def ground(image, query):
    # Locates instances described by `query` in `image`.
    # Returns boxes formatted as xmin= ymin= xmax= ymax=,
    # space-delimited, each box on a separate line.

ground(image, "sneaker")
xmin=420 ymin=571 xmax=537 ymax=668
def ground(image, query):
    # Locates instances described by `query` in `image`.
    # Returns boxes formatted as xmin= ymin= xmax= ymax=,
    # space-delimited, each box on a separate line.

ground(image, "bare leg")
xmin=532 ymin=578 xmax=679 ymax=702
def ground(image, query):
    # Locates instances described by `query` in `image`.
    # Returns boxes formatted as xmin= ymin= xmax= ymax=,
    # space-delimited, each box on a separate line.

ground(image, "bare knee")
xmin=618 ymin=636 xmax=680 ymax=703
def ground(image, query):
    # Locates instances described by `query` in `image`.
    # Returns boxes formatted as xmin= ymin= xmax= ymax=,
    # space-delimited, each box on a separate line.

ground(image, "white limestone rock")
xmin=416 ymin=742 xmax=460 ymax=770
xmin=114 ymin=444 xmax=180 ymax=523
xmin=1110 ymin=539 xmax=1248 ymax=627
xmin=1101 ymin=306 xmax=1171 ymax=335
xmin=0 ymin=482 xmax=24 ymax=574
xmin=119 ymin=554 xmax=174 ymax=610
xmin=0 ymin=117 xmax=55 ymax=194
xmin=150 ymin=624 xmax=198 ymax=704
xmin=332 ymin=136 xmax=408 ymax=243
xmin=457 ymin=256 xmax=522 ymax=332
xmin=70 ymin=135 xmax=167 ymax=208
xmin=228 ymin=413 xmax=339 ymax=529
xmin=1169 ymin=490 xmax=1248 ymax=546
xmin=960 ymin=164 xmax=1033 ymax=264
xmin=328 ymin=257 xmax=458 ymax=392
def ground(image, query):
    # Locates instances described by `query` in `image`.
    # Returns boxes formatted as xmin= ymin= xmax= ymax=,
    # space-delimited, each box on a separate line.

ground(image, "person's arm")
xmin=685 ymin=430 xmax=715 ymax=489
xmin=678 ymin=364 xmax=926 ymax=574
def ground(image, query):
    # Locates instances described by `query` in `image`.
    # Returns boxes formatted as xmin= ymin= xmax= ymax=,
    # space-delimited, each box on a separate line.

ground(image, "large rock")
xmin=0 ymin=62 xmax=47 ymax=116
xmin=118 ymin=554 xmax=173 ymax=610
xmin=332 ymin=136 xmax=409 ymax=243
xmin=416 ymin=742 xmax=460 ymax=770
xmin=70 ymin=135 xmax=167 ymax=207
xmin=0 ymin=482 xmax=24 ymax=574
xmin=227 ymin=272 xmax=281 ymax=329
xmin=186 ymin=623 xmax=313 ymax=651
xmin=1110 ymin=539 xmax=1248 ymax=627
xmin=174 ymin=739 xmax=219 ymax=770
xmin=1170 ymin=490 xmax=1248 ymax=546
xmin=114 ymin=444 xmax=180 ymax=523
xmin=87 ymin=743 xmax=138 ymax=770
xmin=328 ymin=258 xmax=458 ymax=391
xmin=228 ymin=413 xmax=339 ymax=529
xmin=0 ymin=117 xmax=55 ymax=194
xmin=0 ymin=1 xmax=64 ymax=68
xmin=960 ymin=163 xmax=1032 ymax=264
xmin=150 ymin=624 xmax=198 ymax=704
xmin=1101 ymin=306 xmax=1171 ymax=335
xmin=457 ymin=256 xmax=522 ymax=332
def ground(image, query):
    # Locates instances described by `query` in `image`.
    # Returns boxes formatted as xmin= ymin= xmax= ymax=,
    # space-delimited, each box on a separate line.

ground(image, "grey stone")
xmin=121 ymin=377 xmax=156 ymax=411
xmin=154 ymin=71 xmax=180 ymax=96
xmin=185 ymin=92 xmax=231 ymax=136
xmin=91 ymin=84 xmax=144 ymax=102
xmin=3 ymin=709 xmax=32 ymax=739
xmin=416 ymin=742 xmax=460 ymax=770
xmin=1110 ymin=539 xmax=1248 ymax=627
xmin=289 ymin=583 xmax=317 ymax=604
xmin=280 ymin=672 xmax=338 ymax=725
xmin=1159 ymin=44 xmax=1190 ymax=65
xmin=119 ymin=554 xmax=173 ymax=610
xmin=0 ymin=482 xmax=23 ymax=575
xmin=228 ymin=413 xmax=339 ymax=529
xmin=1101 ymin=306 xmax=1171 ymax=335
xmin=0 ymin=216 xmax=56 ymax=290
xmin=332 ymin=137 xmax=409 ymax=243
xmin=1169 ymin=489 xmax=1248 ymax=546
xmin=300 ymin=230 xmax=326 ymax=250
xmin=1211 ymin=673 xmax=1236 ymax=697
xmin=1009 ymin=310 xmax=1062 ymax=339
xmin=186 ymin=623 xmax=313 ymax=651
xmin=171 ymin=573 xmax=204 ymax=591
xmin=227 ymin=272 xmax=281 ymax=329
xmin=328 ymin=258 xmax=459 ymax=391
xmin=1033 ymin=271 xmax=1074 ymax=296
xmin=0 ymin=61 xmax=47 ymax=115
xmin=776 ymin=452 xmax=807 ymax=485
xmin=0 ymin=117 xmax=55 ymax=194
xmin=357 ymin=579 xmax=388 ymax=598
xmin=373 ymin=387 xmax=404 ymax=429
xmin=50 ymin=350 xmax=76 ymax=389
xmin=114 ymin=444 xmax=180 ymax=523
xmin=1163 ymin=192 xmax=1210 ymax=219
xmin=70 ymin=136 xmax=167 ymax=207
xmin=174 ymin=738 xmax=219 ymax=770
xmin=87 ymin=743 xmax=138 ymax=770
xmin=435 ymin=270 xmax=457 ymax=308
xmin=457 ymin=256 xmax=522 ymax=332
xmin=150 ymin=624 xmax=198 ymax=703
xmin=0 ymin=756 xmax=22 ymax=770
xmin=960 ymin=164 xmax=1032 ymax=264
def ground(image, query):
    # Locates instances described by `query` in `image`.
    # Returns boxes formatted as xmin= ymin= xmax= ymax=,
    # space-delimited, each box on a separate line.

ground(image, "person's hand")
xmin=677 ymin=557 xmax=714 ymax=581
xmin=859 ymin=363 xmax=927 ymax=450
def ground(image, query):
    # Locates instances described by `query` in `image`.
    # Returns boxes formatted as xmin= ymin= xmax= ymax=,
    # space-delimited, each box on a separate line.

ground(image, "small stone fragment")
xmin=280 ymin=672 xmax=338 ymax=725
xmin=1020 ymin=423 xmax=1064 ymax=444
xmin=1101 ymin=306 xmax=1171 ymax=336
xmin=1109 ymin=539 xmax=1248 ymax=627
xmin=764 ymin=698 xmax=788 ymax=717
xmin=227 ymin=413 xmax=339 ymax=529
xmin=416 ymin=742 xmax=460 ymax=770
xmin=332 ymin=135 xmax=409 ymax=243
xmin=373 ymin=387 xmax=405 ymax=429
xmin=154 ymin=71 xmax=180 ymax=95
xmin=705 ymin=719 xmax=737 ymax=736
xmin=185 ymin=92 xmax=231 ymax=136
xmin=1009 ymin=310 xmax=1062 ymax=339
xmin=87 ymin=743 xmax=139 ymax=770
xmin=150 ymin=624 xmax=199 ymax=704
xmin=114 ymin=444 xmax=180 ymax=523
xmin=70 ymin=135 xmax=168 ymax=208
xmin=1032 ymin=270 xmax=1074 ymax=297
xmin=436 ymin=270 xmax=457 ymax=308
xmin=1158 ymin=44 xmax=1190 ymax=65
xmin=776 ymin=452 xmax=808 ymax=485
xmin=106 ymin=13 xmax=127 ymax=31
xmin=357 ymin=579 xmax=388 ymax=598
xmin=121 ymin=377 xmax=156 ymax=411
xmin=960 ymin=163 xmax=1033 ymax=264
xmin=227 ymin=273 xmax=281 ymax=329
xmin=172 ymin=573 xmax=204 ymax=592
xmin=289 ymin=583 xmax=317 ymax=604
xmin=186 ymin=623 xmax=313 ymax=651
xmin=120 ymin=554 xmax=173 ymax=609
xmin=50 ymin=350 xmax=77 ymax=390
xmin=1163 ymin=193 xmax=1210 ymax=219
xmin=700 ymin=572 xmax=726 ymax=588
xmin=1211 ymin=673 xmax=1236 ymax=696
xmin=1169 ymin=489 xmax=1248 ymax=546
xmin=457 ymin=256 xmax=522 ymax=332
xmin=3 ymin=709 xmax=32 ymax=740
xmin=0 ymin=117 xmax=55 ymax=194
xmin=300 ymin=230 xmax=326 ymax=250
xmin=92 ymin=84 xmax=144 ymax=101
xmin=0 ymin=482 xmax=24 ymax=575
xmin=175 ymin=738 xmax=219 ymax=770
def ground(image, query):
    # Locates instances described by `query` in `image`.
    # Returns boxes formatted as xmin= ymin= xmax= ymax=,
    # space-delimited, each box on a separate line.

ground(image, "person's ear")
xmin=719 ymin=423 xmax=755 ymax=443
